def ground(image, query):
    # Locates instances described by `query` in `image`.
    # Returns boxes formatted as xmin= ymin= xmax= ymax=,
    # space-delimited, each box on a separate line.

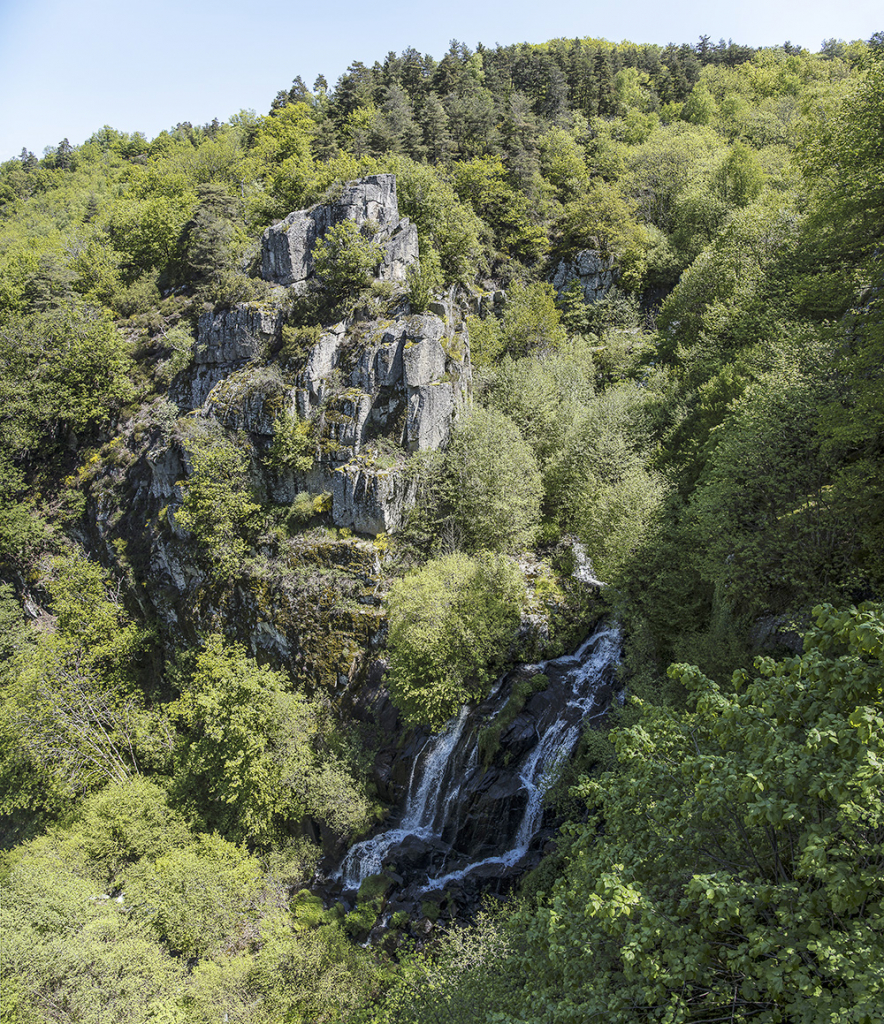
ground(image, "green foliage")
xmin=497 ymin=280 xmax=567 ymax=358
xmin=405 ymin=245 xmax=443 ymax=312
xmin=496 ymin=603 xmax=884 ymax=1023
xmin=452 ymin=156 xmax=548 ymax=263
xmin=544 ymin=385 xmax=666 ymax=580
xmin=0 ymin=551 xmax=156 ymax=806
xmin=657 ymin=196 xmax=799 ymax=359
xmin=127 ymin=833 xmax=263 ymax=957
xmin=685 ymin=362 xmax=863 ymax=618
xmin=174 ymin=423 xmax=260 ymax=581
xmin=0 ymin=584 xmax=30 ymax=663
xmin=267 ymin=407 xmax=315 ymax=474
xmin=385 ymin=551 xmax=526 ymax=729
xmin=170 ymin=634 xmax=371 ymax=844
xmin=387 ymin=155 xmax=486 ymax=283
xmin=312 ymin=219 xmax=384 ymax=301
xmin=76 ymin=778 xmax=191 ymax=883
xmin=154 ymin=323 xmax=194 ymax=384
xmin=368 ymin=911 xmax=511 ymax=1024
xmin=556 ymin=178 xmax=650 ymax=289
xmin=0 ymin=303 xmax=135 ymax=454
xmin=463 ymin=312 xmax=504 ymax=367
xmin=443 ymin=405 xmax=543 ymax=553
xmin=2 ymin=830 xmax=187 ymax=1023
xmin=108 ymin=191 xmax=196 ymax=280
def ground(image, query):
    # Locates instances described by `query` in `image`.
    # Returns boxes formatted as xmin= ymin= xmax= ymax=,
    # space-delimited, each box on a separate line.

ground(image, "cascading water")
xmin=336 ymin=623 xmax=621 ymax=893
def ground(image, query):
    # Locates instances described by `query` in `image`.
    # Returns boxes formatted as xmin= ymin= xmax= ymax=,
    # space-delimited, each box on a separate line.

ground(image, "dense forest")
xmin=1 ymin=29 xmax=884 ymax=1023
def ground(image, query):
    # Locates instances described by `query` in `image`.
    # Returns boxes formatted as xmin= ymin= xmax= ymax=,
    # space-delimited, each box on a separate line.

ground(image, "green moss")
xmin=291 ymin=889 xmax=327 ymax=931
xmin=420 ymin=900 xmax=440 ymax=921
xmin=344 ymin=896 xmax=384 ymax=940
xmin=357 ymin=871 xmax=393 ymax=901
xmin=478 ymin=672 xmax=550 ymax=766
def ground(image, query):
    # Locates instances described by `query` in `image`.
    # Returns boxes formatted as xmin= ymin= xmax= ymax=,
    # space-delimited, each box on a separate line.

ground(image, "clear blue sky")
xmin=0 ymin=0 xmax=880 ymax=161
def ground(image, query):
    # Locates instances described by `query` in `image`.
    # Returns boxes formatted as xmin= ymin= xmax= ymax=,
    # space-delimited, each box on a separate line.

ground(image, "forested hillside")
xmin=1 ymin=32 xmax=883 ymax=1023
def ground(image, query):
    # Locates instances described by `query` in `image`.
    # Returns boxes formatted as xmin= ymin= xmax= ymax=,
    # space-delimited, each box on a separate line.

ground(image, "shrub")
xmin=385 ymin=551 xmax=525 ymax=729
xmin=267 ymin=409 xmax=314 ymax=474
xmin=313 ymin=220 xmax=383 ymax=302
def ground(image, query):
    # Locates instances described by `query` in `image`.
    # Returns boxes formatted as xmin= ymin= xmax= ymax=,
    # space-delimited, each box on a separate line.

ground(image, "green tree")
xmin=502 ymin=602 xmax=884 ymax=1023
xmin=126 ymin=833 xmax=264 ymax=958
xmin=385 ymin=551 xmax=525 ymax=729
xmin=171 ymin=635 xmax=371 ymax=845
xmin=452 ymin=155 xmax=548 ymax=263
xmin=174 ymin=424 xmax=260 ymax=581
xmin=498 ymin=280 xmax=567 ymax=358
xmin=2 ymin=831 xmax=186 ymax=1024
xmin=443 ymin=405 xmax=543 ymax=553
xmin=1 ymin=552 xmax=156 ymax=801
xmin=312 ymin=219 xmax=384 ymax=301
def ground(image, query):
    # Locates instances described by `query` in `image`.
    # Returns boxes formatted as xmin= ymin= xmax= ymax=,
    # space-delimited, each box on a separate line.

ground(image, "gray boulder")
xmin=327 ymin=463 xmax=417 ymax=535
xmin=174 ymin=304 xmax=282 ymax=410
xmin=261 ymin=174 xmax=419 ymax=289
xmin=406 ymin=383 xmax=457 ymax=452
xmin=195 ymin=304 xmax=280 ymax=364
xmin=550 ymin=249 xmax=618 ymax=304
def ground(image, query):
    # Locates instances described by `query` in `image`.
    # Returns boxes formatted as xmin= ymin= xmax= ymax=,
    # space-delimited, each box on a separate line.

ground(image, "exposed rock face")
xmin=170 ymin=307 xmax=469 ymax=535
xmin=286 ymin=310 xmax=470 ymax=532
xmin=196 ymin=305 xmax=280 ymax=364
xmin=204 ymin=364 xmax=286 ymax=436
xmin=261 ymin=174 xmax=419 ymax=289
xmin=296 ymin=313 xmax=469 ymax=460
xmin=325 ymin=463 xmax=416 ymax=536
xmin=550 ymin=249 xmax=618 ymax=303
xmin=89 ymin=175 xmax=469 ymax=690
xmin=173 ymin=304 xmax=282 ymax=410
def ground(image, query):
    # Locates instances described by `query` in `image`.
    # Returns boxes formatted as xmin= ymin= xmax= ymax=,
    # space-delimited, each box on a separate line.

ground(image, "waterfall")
xmin=336 ymin=624 xmax=621 ymax=892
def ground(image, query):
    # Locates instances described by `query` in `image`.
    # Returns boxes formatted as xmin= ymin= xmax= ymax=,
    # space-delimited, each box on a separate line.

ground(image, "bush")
xmin=313 ymin=220 xmax=383 ymax=302
xmin=267 ymin=409 xmax=314 ymax=474
xmin=385 ymin=551 xmax=525 ymax=729
xmin=174 ymin=423 xmax=260 ymax=581
xmin=443 ymin=406 xmax=543 ymax=554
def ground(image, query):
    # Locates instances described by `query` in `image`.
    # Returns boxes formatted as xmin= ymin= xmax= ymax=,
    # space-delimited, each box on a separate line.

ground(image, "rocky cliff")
xmin=89 ymin=175 xmax=470 ymax=686
xmin=262 ymin=174 xmax=419 ymax=291
xmin=550 ymin=249 xmax=618 ymax=303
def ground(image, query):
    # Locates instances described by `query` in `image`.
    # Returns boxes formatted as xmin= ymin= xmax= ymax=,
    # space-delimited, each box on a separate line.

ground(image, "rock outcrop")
xmin=296 ymin=313 xmax=470 ymax=458
xmin=261 ymin=174 xmax=419 ymax=290
xmin=550 ymin=249 xmax=618 ymax=303
xmin=173 ymin=303 xmax=282 ymax=410
xmin=89 ymin=174 xmax=469 ymax=689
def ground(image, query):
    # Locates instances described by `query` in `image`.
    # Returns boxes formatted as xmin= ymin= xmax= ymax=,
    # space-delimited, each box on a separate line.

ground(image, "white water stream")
xmin=337 ymin=624 xmax=621 ymax=891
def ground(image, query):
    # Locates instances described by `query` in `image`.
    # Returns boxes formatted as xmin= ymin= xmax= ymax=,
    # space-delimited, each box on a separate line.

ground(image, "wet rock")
xmin=499 ymin=713 xmax=538 ymax=758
